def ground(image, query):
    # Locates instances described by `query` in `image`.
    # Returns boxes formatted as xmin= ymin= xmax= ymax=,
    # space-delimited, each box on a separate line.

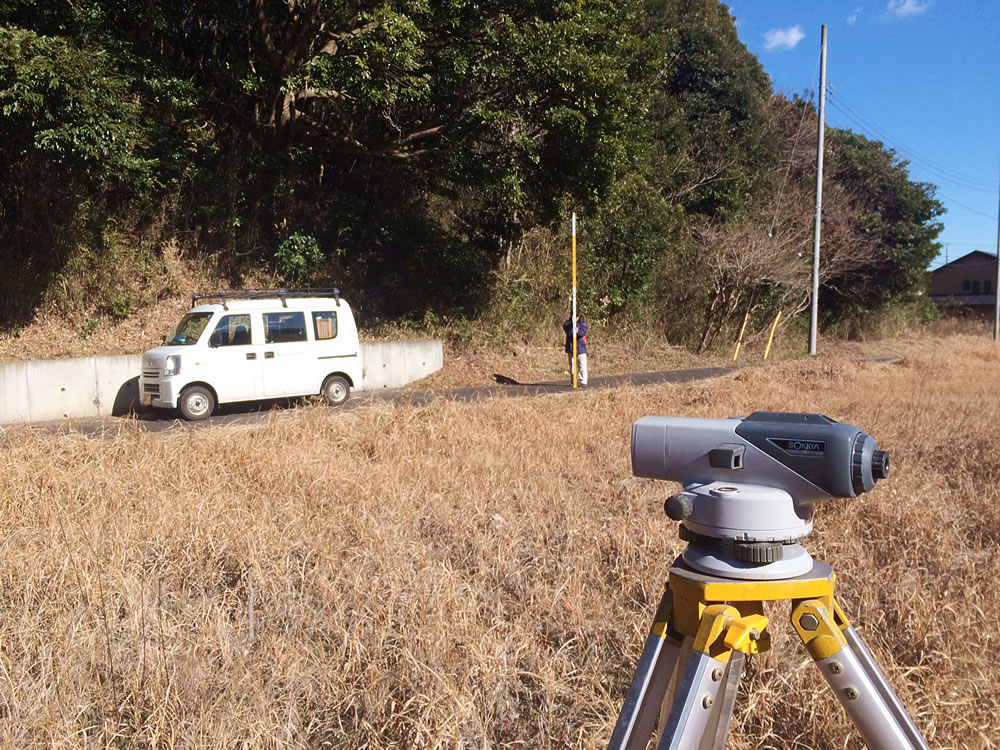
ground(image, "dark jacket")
xmin=563 ymin=317 xmax=587 ymax=354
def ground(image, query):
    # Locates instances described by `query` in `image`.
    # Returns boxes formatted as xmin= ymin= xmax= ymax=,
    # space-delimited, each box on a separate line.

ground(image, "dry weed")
xmin=0 ymin=336 xmax=997 ymax=748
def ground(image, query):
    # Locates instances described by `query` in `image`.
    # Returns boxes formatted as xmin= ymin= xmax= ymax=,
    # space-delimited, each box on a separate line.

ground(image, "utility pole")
xmin=994 ymin=170 xmax=999 ymax=342
xmin=810 ymin=24 xmax=827 ymax=356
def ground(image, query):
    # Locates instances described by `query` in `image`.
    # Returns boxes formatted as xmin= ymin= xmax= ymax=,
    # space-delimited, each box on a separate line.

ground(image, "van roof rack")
xmin=190 ymin=288 xmax=341 ymax=310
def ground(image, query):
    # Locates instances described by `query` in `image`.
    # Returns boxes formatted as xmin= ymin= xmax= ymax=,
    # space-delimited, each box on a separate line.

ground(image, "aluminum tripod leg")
xmin=655 ymin=605 xmax=763 ymax=750
xmin=608 ymin=594 xmax=767 ymax=750
xmin=655 ymin=642 xmax=745 ymax=750
xmin=792 ymin=599 xmax=930 ymax=750
xmin=607 ymin=591 xmax=686 ymax=750
xmin=606 ymin=561 xmax=928 ymax=749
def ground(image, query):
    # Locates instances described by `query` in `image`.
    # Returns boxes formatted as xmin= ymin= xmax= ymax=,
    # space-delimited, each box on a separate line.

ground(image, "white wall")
xmin=0 ymin=340 xmax=441 ymax=425
xmin=360 ymin=340 xmax=443 ymax=391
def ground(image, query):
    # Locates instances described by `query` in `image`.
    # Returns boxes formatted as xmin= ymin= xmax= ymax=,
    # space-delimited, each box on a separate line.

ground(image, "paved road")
xmin=20 ymin=365 xmax=738 ymax=437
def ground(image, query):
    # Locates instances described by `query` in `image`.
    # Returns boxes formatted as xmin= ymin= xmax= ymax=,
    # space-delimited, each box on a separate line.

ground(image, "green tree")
xmin=0 ymin=27 xmax=156 ymax=320
xmin=579 ymin=0 xmax=781 ymax=327
xmin=640 ymin=0 xmax=778 ymax=217
xmin=821 ymin=129 xmax=944 ymax=322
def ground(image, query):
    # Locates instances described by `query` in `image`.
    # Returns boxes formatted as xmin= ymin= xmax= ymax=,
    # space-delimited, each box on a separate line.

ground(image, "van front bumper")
xmin=139 ymin=376 xmax=178 ymax=408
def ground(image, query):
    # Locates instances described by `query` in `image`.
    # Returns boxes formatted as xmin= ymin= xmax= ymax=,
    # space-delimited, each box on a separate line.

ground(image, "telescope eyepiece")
xmin=850 ymin=432 xmax=890 ymax=495
xmin=873 ymin=450 xmax=890 ymax=480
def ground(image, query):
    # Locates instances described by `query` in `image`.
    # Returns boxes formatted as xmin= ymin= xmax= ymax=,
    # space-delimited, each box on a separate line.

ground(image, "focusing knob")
xmin=664 ymin=492 xmax=695 ymax=521
xmin=733 ymin=541 xmax=784 ymax=564
xmin=872 ymin=450 xmax=890 ymax=480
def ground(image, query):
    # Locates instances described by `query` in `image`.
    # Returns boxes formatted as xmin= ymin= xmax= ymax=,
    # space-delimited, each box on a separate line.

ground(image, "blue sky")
xmin=729 ymin=0 xmax=999 ymax=269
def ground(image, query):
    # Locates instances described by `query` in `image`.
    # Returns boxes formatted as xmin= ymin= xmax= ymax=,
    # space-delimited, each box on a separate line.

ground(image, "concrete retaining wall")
xmin=0 ymin=339 xmax=442 ymax=425
xmin=360 ymin=340 xmax=443 ymax=391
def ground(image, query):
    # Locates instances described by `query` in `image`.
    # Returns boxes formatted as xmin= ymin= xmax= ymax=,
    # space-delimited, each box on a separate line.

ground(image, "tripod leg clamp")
xmin=792 ymin=599 xmax=849 ymax=661
xmin=693 ymin=606 xmax=770 ymax=661
xmin=724 ymin=614 xmax=769 ymax=655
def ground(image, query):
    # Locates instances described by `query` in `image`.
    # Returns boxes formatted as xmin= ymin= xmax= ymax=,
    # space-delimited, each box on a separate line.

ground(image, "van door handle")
xmin=246 ymin=353 xmax=256 ymax=360
xmin=264 ymin=351 xmax=274 ymax=359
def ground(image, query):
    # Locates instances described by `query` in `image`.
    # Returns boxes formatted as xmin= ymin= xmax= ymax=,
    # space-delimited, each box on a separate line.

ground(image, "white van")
xmin=139 ymin=289 xmax=362 ymax=420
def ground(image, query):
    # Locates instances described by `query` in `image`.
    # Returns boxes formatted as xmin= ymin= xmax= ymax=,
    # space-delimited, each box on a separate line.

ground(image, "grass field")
xmin=0 ymin=332 xmax=997 ymax=748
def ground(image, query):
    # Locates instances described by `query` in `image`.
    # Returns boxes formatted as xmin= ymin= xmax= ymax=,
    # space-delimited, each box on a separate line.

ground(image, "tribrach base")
xmin=606 ymin=558 xmax=929 ymax=750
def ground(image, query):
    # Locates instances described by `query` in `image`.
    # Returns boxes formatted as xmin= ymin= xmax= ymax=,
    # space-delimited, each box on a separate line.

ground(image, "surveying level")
xmin=608 ymin=412 xmax=928 ymax=750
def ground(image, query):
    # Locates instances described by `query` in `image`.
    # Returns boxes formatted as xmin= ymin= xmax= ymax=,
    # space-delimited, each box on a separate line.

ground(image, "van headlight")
xmin=164 ymin=355 xmax=181 ymax=376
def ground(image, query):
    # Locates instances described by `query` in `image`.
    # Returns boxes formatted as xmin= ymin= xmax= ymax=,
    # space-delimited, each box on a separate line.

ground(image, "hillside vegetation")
xmin=0 ymin=333 xmax=996 ymax=748
xmin=0 ymin=0 xmax=943 ymax=351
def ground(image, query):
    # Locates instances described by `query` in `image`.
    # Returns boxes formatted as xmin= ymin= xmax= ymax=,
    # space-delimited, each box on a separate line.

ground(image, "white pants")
xmin=568 ymin=352 xmax=588 ymax=385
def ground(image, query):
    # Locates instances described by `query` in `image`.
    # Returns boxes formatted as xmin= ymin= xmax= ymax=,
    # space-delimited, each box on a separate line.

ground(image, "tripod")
xmin=606 ymin=556 xmax=929 ymax=749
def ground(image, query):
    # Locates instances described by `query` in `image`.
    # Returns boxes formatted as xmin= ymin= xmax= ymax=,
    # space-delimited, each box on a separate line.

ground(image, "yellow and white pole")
xmin=572 ymin=212 xmax=578 ymax=388
xmin=764 ymin=310 xmax=783 ymax=360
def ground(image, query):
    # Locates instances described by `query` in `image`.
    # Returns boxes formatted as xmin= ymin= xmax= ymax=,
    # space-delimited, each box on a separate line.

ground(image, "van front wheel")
xmin=322 ymin=375 xmax=351 ymax=406
xmin=179 ymin=385 xmax=215 ymax=421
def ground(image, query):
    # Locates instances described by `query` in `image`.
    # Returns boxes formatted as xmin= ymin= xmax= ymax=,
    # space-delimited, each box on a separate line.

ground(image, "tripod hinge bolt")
xmin=798 ymin=613 xmax=820 ymax=632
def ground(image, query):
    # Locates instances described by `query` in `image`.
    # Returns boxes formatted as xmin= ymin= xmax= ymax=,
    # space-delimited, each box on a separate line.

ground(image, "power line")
xmin=825 ymin=99 xmax=997 ymax=193
xmin=824 ymin=84 xmax=996 ymax=189
xmin=819 ymin=85 xmax=999 ymax=222
xmin=935 ymin=191 xmax=1000 ymax=221
xmin=824 ymin=85 xmax=996 ymax=192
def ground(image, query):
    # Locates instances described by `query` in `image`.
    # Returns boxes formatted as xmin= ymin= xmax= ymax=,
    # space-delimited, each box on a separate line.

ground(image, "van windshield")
xmin=166 ymin=312 xmax=214 ymax=346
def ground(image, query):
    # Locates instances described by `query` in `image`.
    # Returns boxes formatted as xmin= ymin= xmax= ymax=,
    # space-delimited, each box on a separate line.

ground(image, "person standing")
xmin=563 ymin=313 xmax=588 ymax=386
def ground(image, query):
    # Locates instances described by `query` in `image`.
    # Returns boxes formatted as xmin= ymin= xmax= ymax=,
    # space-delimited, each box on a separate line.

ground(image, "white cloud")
xmin=888 ymin=0 xmax=931 ymax=19
xmin=847 ymin=7 xmax=861 ymax=24
xmin=763 ymin=25 xmax=806 ymax=51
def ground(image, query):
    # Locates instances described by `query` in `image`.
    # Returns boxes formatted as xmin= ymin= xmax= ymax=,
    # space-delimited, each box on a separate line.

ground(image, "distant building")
xmin=928 ymin=250 xmax=998 ymax=317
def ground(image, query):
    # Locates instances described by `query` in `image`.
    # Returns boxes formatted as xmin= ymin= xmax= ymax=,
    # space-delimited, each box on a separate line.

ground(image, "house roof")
xmin=930 ymin=250 xmax=998 ymax=275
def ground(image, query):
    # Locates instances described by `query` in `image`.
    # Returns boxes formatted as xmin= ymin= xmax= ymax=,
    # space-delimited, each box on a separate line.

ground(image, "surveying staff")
xmin=563 ymin=314 xmax=588 ymax=386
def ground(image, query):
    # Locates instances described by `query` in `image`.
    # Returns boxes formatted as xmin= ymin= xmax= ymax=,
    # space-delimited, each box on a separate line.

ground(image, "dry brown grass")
xmin=0 ymin=243 xmax=220 ymax=362
xmin=0 ymin=334 xmax=998 ymax=748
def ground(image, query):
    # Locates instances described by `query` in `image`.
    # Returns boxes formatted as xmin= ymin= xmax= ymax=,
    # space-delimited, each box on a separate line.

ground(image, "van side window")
xmin=210 ymin=314 xmax=253 ymax=347
xmin=313 ymin=311 xmax=338 ymax=340
xmin=264 ymin=311 xmax=307 ymax=343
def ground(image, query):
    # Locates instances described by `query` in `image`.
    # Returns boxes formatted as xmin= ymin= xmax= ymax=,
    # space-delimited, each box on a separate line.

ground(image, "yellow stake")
xmin=764 ymin=310 xmax=783 ymax=360
xmin=732 ymin=311 xmax=750 ymax=362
